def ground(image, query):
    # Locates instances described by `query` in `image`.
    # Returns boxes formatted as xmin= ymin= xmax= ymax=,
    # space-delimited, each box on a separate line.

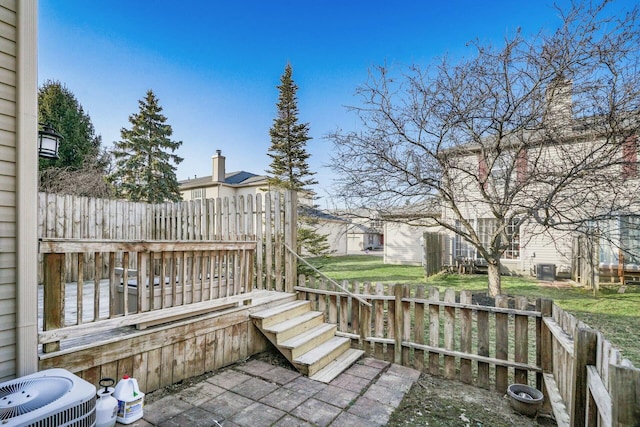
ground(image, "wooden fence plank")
xmin=460 ymin=290 xmax=472 ymax=384
xmin=570 ymin=327 xmax=598 ymax=427
xmin=414 ymin=286 xmax=425 ymax=371
xmin=444 ymin=288 xmax=456 ymax=380
xmin=374 ymin=283 xmax=384 ymax=360
xmin=515 ymin=296 xmax=529 ymax=385
xmin=477 ymin=304 xmax=490 ymax=389
xmin=610 ymin=364 xmax=640 ymax=425
xmin=428 ymin=286 xmax=440 ymax=376
xmin=495 ymin=295 xmax=509 ymax=393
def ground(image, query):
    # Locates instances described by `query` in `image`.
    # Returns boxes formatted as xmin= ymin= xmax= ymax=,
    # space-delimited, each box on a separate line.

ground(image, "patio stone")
xmin=142 ymin=395 xmax=193 ymax=425
xmin=230 ymin=376 xmax=278 ymax=400
xmin=330 ymin=411 xmax=382 ymax=427
xmin=329 ymin=372 xmax=370 ymax=393
xmin=313 ymin=384 xmax=359 ymax=409
xmin=283 ymin=375 xmax=327 ymax=396
xmin=198 ymin=391 xmax=253 ymax=419
xmin=157 ymin=406 xmax=224 ymax=427
xmin=363 ymin=383 xmax=406 ymax=407
xmin=272 ymin=414 xmax=315 ymax=427
xmin=234 ymin=359 xmax=274 ymax=376
xmin=291 ymin=398 xmax=342 ymax=427
xmin=360 ymin=357 xmax=390 ymax=370
xmin=206 ymin=369 xmax=252 ymax=390
xmin=375 ymin=371 xmax=415 ymax=393
xmin=347 ymin=396 xmax=394 ymax=425
xmin=254 ymin=364 xmax=300 ymax=385
xmin=345 ymin=363 xmax=383 ymax=380
xmin=228 ymin=401 xmax=286 ymax=427
xmin=175 ymin=381 xmax=226 ymax=406
xmin=387 ymin=363 xmax=421 ymax=381
xmin=259 ymin=386 xmax=310 ymax=412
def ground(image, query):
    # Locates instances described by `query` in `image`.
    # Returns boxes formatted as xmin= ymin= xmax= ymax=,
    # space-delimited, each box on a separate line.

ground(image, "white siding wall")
xmin=384 ymin=222 xmax=424 ymax=265
xmin=310 ymin=220 xmax=348 ymax=256
xmin=0 ymin=0 xmax=16 ymax=382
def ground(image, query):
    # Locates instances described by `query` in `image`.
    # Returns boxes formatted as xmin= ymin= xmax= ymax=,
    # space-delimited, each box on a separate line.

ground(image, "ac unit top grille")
xmin=0 ymin=368 xmax=96 ymax=427
xmin=0 ymin=376 xmax=73 ymax=420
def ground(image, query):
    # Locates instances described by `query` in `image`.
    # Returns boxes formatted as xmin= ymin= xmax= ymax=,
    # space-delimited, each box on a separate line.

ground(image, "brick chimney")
xmin=212 ymin=150 xmax=225 ymax=183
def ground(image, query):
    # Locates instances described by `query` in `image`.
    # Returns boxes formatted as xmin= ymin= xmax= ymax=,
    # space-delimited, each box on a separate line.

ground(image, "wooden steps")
xmin=251 ymin=299 xmax=364 ymax=383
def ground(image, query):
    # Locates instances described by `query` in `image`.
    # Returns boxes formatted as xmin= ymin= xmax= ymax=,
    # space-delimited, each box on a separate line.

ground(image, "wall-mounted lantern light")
xmin=37 ymin=124 xmax=62 ymax=159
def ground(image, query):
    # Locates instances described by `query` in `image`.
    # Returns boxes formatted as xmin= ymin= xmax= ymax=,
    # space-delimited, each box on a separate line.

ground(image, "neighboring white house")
xmin=382 ymin=82 xmax=639 ymax=280
xmin=2 ymin=0 xmax=40 ymax=380
xmin=444 ymin=83 xmax=639 ymax=278
xmin=334 ymin=209 xmax=384 ymax=253
xmin=179 ymin=150 xmax=269 ymax=201
xmin=383 ymin=222 xmax=425 ymax=265
xmin=382 ymin=202 xmax=446 ymax=266
xmin=300 ymin=206 xmax=349 ymax=256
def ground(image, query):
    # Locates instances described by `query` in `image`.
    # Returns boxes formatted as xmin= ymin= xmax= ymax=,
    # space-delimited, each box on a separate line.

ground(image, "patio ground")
xmin=123 ymin=354 xmax=420 ymax=427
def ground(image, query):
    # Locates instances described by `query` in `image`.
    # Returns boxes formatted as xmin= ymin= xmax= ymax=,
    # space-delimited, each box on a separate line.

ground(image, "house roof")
xmin=179 ymin=171 xmax=268 ymax=190
xmin=299 ymin=205 xmax=349 ymax=223
xmin=348 ymin=223 xmax=380 ymax=234
xmin=380 ymin=199 xmax=441 ymax=220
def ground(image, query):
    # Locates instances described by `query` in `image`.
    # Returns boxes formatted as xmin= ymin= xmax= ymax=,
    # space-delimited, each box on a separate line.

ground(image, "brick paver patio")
xmin=125 ymin=356 xmax=420 ymax=426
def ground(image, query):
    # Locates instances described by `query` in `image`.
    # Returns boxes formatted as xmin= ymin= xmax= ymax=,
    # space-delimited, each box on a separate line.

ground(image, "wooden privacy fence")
xmin=295 ymin=278 xmax=639 ymax=426
xmin=539 ymin=301 xmax=640 ymax=426
xmin=39 ymin=238 xmax=257 ymax=354
xmin=37 ymin=191 xmax=298 ymax=290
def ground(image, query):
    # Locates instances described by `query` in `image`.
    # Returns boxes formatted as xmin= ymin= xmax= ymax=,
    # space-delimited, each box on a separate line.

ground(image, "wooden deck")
xmin=38 ymin=288 xmax=295 ymax=354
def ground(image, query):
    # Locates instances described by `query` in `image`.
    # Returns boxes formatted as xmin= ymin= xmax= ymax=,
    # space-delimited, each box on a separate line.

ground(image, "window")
xmin=191 ymin=188 xmax=205 ymax=200
xmin=600 ymin=215 xmax=640 ymax=265
xmin=480 ymin=218 xmax=520 ymax=259
xmin=455 ymin=218 xmax=520 ymax=260
xmin=454 ymin=220 xmax=476 ymax=260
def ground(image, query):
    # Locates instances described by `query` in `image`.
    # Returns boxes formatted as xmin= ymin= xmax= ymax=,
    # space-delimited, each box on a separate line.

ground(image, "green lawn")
xmin=308 ymin=254 xmax=640 ymax=366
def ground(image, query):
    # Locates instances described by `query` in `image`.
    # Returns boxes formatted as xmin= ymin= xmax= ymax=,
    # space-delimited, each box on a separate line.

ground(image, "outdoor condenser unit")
xmin=536 ymin=263 xmax=556 ymax=281
xmin=0 ymin=368 xmax=96 ymax=427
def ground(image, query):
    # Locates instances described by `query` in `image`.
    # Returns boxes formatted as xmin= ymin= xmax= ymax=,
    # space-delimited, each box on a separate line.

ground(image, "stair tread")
xmin=263 ymin=311 xmax=324 ymax=334
xmin=250 ymin=300 xmax=310 ymax=320
xmin=279 ymin=323 xmax=336 ymax=349
xmin=310 ymin=349 xmax=365 ymax=383
xmin=294 ymin=336 xmax=350 ymax=365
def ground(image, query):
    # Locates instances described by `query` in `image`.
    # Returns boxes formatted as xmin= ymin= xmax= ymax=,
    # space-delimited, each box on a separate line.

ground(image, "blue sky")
xmin=39 ymin=1 xmax=572 ymax=207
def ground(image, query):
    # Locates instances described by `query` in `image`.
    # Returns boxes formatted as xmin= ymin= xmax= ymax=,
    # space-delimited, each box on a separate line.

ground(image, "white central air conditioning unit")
xmin=0 ymin=368 xmax=96 ymax=427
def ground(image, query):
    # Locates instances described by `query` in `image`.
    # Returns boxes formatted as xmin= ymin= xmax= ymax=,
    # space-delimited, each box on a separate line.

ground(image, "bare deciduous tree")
xmin=330 ymin=1 xmax=640 ymax=296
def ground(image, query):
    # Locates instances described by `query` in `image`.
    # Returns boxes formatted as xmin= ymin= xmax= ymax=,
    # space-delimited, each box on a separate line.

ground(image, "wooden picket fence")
xmin=37 ymin=191 xmax=297 ymax=291
xmin=295 ymin=278 xmax=639 ymax=426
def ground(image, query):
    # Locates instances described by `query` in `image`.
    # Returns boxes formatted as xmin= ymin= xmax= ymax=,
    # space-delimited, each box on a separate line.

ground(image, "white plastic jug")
xmin=113 ymin=375 xmax=145 ymax=424
xmin=95 ymin=378 xmax=118 ymax=427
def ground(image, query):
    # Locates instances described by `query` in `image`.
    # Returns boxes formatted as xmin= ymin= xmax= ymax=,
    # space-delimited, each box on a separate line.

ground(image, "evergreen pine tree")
xmin=266 ymin=64 xmax=330 ymax=258
xmin=38 ymin=80 xmax=103 ymax=170
xmin=38 ymin=80 xmax=111 ymax=196
xmin=109 ymin=90 xmax=183 ymax=203
xmin=267 ymin=64 xmax=317 ymax=191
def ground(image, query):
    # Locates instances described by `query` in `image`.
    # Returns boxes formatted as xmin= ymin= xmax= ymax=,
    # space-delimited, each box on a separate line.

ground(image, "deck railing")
xmin=295 ymin=278 xmax=639 ymax=426
xmin=39 ymin=238 xmax=256 ymax=353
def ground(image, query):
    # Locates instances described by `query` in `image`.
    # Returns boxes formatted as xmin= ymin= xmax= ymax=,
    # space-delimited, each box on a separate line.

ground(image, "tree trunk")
xmin=488 ymin=261 xmax=502 ymax=297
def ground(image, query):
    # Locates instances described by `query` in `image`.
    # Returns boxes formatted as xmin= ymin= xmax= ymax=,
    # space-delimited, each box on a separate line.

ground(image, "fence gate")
xmin=571 ymin=233 xmax=600 ymax=291
xmin=422 ymin=232 xmax=443 ymax=277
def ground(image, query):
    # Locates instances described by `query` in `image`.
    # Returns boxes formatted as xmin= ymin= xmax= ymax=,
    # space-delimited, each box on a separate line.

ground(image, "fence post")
xmin=610 ymin=364 xmax=640 ymax=426
xmin=394 ymin=284 xmax=403 ymax=364
xmin=43 ymin=253 xmax=65 ymax=353
xmin=284 ymin=190 xmax=297 ymax=293
xmin=570 ymin=327 xmax=598 ymax=427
